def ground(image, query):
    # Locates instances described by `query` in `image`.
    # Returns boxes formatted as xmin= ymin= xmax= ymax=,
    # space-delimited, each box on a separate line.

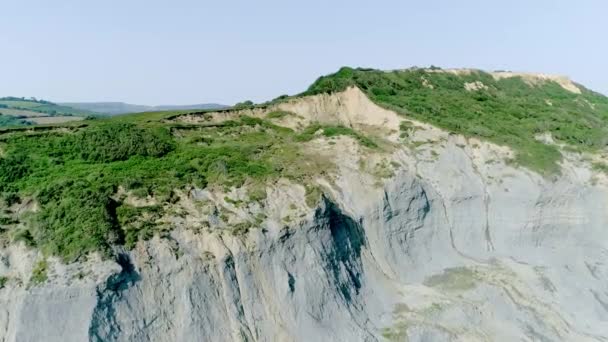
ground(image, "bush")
xmin=70 ymin=123 xmax=175 ymax=163
xmin=116 ymin=204 xmax=163 ymax=249
xmin=33 ymin=180 xmax=121 ymax=261
xmin=0 ymin=153 xmax=32 ymax=188
xmin=12 ymin=229 xmax=36 ymax=247
xmin=30 ymin=259 xmax=48 ymax=285
xmin=233 ymin=100 xmax=254 ymax=109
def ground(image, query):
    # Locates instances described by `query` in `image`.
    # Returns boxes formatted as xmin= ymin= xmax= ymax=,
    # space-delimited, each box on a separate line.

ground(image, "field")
xmin=0 ymin=108 xmax=44 ymax=117
xmin=0 ymin=100 xmax=43 ymax=109
xmin=28 ymin=116 xmax=85 ymax=125
xmin=0 ymin=97 xmax=97 ymax=127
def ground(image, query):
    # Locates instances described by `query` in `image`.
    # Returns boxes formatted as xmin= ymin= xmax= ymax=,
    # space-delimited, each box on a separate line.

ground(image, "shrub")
xmin=30 ymin=259 xmax=48 ymax=285
xmin=33 ymin=180 xmax=121 ymax=261
xmin=233 ymin=100 xmax=254 ymax=109
xmin=266 ymin=111 xmax=292 ymax=119
xmin=297 ymin=123 xmax=378 ymax=148
xmin=592 ymin=162 xmax=608 ymax=174
xmin=12 ymin=229 xmax=36 ymax=247
xmin=0 ymin=152 xmax=32 ymax=188
xmin=116 ymin=204 xmax=163 ymax=249
xmin=70 ymin=123 xmax=175 ymax=163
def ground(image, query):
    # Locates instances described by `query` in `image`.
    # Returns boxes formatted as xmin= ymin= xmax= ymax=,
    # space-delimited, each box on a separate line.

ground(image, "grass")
xmin=0 ymin=276 xmax=7 ymax=288
xmin=302 ymin=67 xmax=608 ymax=174
xmin=296 ymin=123 xmax=378 ymax=148
xmin=116 ymin=204 xmax=164 ymax=249
xmin=265 ymin=110 xmax=293 ymax=119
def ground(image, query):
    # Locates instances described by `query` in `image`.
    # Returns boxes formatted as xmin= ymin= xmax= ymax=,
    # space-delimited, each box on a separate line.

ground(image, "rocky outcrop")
xmin=1 ymin=88 xmax=608 ymax=341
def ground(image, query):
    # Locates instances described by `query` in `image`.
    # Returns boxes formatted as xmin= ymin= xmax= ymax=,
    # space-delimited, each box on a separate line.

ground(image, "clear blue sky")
xmin=1 ymin=0 xmax=606 ymax=105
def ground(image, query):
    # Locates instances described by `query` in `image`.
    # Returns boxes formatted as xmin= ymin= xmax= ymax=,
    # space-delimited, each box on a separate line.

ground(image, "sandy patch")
xmin=464 ymin=81 xmax=488 ymax=91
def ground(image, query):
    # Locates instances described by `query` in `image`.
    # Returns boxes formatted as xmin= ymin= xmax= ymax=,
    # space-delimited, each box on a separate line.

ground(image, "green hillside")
xmin=299 ymin=67 xmax=608 ymax=173
xmin=1 ymin=67 xmax=607 ymax=262
xmin=0 ymin=111 xmax=335 ymax=261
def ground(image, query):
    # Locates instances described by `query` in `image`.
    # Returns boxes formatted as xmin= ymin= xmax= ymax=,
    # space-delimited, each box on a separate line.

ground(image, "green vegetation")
xmin=592 ymin=162 xmax=608 ymax=174
xmin=73 ymin=123 xmax=175 ymax=162
xmin=0 ymin=276 xmax=7 ymax=288
xmin=302 ymin=67 xmax=608 ymax=174
xmin=265 ymin=110 xmax=293 ymax=119
xmin=12 ymin=228 xmax=36 ymax=247
xmin=296 ymin=123 xmax=378 ymax=148
xmin=0 ymin=113 xmax=336 ymax=261
xmin=0 ymin=114 xmax=32 ymax=127
xmin=233 ymin=100 xmax=255 ymax=109
xmin=399 ymin=120 xmax=414 ymax=138
xmin=30 ymin=259 xmax=48 ymax=285
xmin=3 ymin=66 xmax=606 ymax=262
xmin=116 ymin=205 xmax=164 ymax=249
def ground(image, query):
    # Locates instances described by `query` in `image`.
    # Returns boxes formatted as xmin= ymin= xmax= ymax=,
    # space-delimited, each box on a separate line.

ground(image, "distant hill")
xmin=61 ymin=102 xmax=228 ymax=115
xmin=0 ymin=97 xmax=97 ymax=127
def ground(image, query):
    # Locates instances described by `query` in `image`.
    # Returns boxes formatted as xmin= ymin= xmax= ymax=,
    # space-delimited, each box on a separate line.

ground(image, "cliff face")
xmin=1 ymin=87 xmax=608 ymax=341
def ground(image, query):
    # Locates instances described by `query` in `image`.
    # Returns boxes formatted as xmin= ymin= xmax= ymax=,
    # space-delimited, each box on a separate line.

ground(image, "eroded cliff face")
xmin=1 ymin=88 xmax=608 ymax=341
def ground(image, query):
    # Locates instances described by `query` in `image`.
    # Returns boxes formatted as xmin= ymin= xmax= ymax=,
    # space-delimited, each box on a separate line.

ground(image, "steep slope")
xmin=1 ymin=67 xmax=608 ymax=341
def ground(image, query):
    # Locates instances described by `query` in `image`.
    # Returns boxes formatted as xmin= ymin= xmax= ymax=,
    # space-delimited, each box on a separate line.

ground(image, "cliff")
xmin=1 ymin=69 xmax=608 ymax=341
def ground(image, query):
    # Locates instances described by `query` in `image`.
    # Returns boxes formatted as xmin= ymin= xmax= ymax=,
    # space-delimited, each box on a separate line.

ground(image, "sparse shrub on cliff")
xmin=30 ymin=259 xmax=48 ymax=285
xmin=297 ymin=123 xmax=378 ymax=148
